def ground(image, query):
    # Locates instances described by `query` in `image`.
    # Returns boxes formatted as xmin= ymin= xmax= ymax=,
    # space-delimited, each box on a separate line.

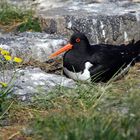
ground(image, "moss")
xmin=0 ymin=1 xmax=42 ymax=32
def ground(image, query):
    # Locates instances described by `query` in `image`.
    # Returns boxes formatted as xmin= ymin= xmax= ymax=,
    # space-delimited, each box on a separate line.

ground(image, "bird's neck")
xmin=74 ymin=42 xmax=91 ymax=54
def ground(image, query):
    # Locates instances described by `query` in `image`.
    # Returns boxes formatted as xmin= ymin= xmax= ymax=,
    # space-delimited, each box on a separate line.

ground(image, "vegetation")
xmin=0 ymin=47 xmax=22 ymax=118
xmin=29 ymin=69 xmax=140 ymax=140
xmin=0 ymin=0 xmax=41 ymax=32
xmin=0 ymin=64 xmax=139 ymax=140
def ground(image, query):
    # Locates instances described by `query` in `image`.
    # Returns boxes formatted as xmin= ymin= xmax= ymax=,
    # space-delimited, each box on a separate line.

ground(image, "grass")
xmin=29 ymin=75 xmax=140 ymax=140
xmin=0 ymin=0 xmax=41 ymax=32
xmin=0 ymin=64 xmax=139 ymax=140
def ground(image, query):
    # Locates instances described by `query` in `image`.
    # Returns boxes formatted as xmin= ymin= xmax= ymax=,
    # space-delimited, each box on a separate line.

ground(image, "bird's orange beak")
xmin=49 ymin=43 xmax=73 ymax=59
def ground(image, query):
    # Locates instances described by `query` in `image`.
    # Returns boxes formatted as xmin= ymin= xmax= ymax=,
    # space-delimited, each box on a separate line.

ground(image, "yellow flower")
xmin=0 ymin=82 xmax=8 ymax=87
xmin=4 ymin=55 xmax=12 ymax=61
xmin=1 ymin=50 xmax=10 ymax=55
xmin=13 ymin=57 xmax=23 ymax=63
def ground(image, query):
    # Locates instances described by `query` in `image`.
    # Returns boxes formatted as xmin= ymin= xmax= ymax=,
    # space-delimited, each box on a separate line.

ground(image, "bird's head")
xmin=49 ymin=32 xmax=90 ymax=58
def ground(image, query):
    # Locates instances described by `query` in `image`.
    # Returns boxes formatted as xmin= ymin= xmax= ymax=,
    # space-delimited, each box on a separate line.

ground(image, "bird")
xmin=49 ymin=32 xmax=140 ymax=82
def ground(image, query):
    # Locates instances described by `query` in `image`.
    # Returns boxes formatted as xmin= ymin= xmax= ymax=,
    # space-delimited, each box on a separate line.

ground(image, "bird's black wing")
xmin=88 ymin=39 xmax=140 ymax=82
xmin=88 ymin=47 xmax=131 ymax=82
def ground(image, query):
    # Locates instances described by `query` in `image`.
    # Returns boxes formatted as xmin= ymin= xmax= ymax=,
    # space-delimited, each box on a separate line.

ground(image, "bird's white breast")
xmin=63 ymin=62 xmax=93 ymax=82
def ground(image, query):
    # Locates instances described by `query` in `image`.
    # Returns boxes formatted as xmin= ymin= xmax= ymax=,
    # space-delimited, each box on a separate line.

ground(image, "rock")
xmin=0 ymin=32 xmax=67 ymax=62
xmin=36 ymin=0 xmax=140 ymax=44
xmin=0 ymin=67 xmax=76 ymax=102
xmin=7 ymin=0 xmax=36 ymax=9
xmin=132 ymin=0 xmax=140 ymax=2
xmin=6 ymin=0 xmax=140 ymax=44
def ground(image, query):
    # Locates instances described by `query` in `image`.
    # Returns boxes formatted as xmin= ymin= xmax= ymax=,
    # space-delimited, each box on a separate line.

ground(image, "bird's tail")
xmin=134 ymin=39 xmax=140 ymax=45
xmin=133 ymin=40 xmax=140 ymax=62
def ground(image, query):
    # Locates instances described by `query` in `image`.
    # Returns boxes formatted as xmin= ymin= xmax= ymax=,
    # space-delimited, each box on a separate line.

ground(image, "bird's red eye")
xmin=76 ymin=38 xmax=80 ymax=43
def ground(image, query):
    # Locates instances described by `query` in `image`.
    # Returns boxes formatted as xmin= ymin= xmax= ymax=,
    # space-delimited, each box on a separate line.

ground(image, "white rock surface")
xmin=0 ymin=32 xmax=67 ymax=62
xmin=0 ymin=67 xmax=76 ymax=101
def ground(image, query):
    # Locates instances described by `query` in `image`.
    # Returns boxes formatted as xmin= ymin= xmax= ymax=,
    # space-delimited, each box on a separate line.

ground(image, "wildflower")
xmin=0 ymin=82 xmax=8 ymax=87
xmin=1 ymin=50 xmax=10 ymax=55
xmin=4 ymin=55 xmax=12 ymax=61
xmin=13 ymin=57 xmax=23 ymax=63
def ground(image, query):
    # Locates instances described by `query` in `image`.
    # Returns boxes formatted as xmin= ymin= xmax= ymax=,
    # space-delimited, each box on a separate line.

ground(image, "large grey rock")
xmin=0 ymin=32 xmax=67 ymax=62
xmin=6 ymin=0 xmax=140 ymax=44
xmin=0 ymin=67 xmax=76 ymax=101
xmin=36 ymin=0 xmax=140 ymax=44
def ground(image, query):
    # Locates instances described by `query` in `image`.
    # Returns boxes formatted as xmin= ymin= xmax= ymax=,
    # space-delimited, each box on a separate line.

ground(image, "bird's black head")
xmin=70 ymin=32 xmax=90 ymax=46
xmin=49 ymin=32 xmax=90 ymax=58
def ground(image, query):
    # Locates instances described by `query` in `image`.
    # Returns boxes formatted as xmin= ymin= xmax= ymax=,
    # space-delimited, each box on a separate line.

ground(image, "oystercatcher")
xmin=49 ymin=33 xmax=140 ymax=82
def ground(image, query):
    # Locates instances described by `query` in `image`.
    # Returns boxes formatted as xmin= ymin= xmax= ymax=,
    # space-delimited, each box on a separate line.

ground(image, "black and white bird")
xmin=49 ymin=32 xmax=140 ymax=82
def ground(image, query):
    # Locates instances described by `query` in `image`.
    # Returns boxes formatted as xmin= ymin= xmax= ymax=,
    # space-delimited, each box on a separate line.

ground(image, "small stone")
xmin=22 ymin=127 xmax=33 ymax=136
